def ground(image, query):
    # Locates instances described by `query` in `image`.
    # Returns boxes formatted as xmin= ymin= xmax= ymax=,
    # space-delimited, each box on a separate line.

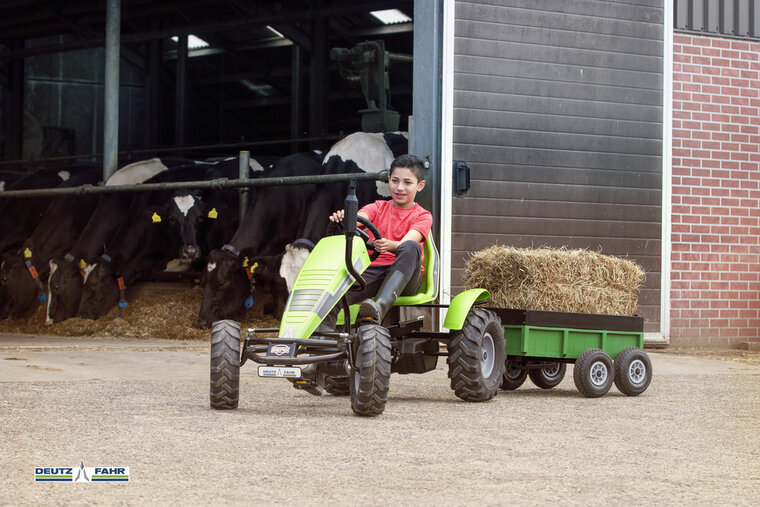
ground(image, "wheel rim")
xmin=589 ymin=361 xmax=608 ymax=386
xmin=481 ymin=332 xmax=495 ymax=378
xmin=544 ymin=363 xmax=561 ymax=378
xmin=505 ymin=363 xmax=522 ymax=380
xmin=628 ymin=359 xmax=646 ymax=385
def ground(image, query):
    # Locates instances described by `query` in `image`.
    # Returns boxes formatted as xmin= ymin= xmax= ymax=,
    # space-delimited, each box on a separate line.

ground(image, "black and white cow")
xmin=0 ymin=166 xmax=97 ymax=256
xmin=44 ymin=158 xmax=173 ymax=324
xmin=197 ymin=150 xmax=327 ymax=325
xmin=76 ymin=158 xmax=278 ymax=320
xmin=0 ymin=167 xmax=102 ymax=319
xmin=198 ymin=132 xmax=408 ymax=325
xmin=273 ymin=131 xmax=409 ymax=297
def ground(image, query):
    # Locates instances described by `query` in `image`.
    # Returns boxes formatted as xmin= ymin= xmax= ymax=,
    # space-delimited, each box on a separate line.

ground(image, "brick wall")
xmin=671 ymin=33 xmax=760 ymax=347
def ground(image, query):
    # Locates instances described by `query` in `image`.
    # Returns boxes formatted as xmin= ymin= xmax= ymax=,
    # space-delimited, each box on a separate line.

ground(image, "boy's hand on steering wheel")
xmin=329 ymin=209 xmax=345 ymax=223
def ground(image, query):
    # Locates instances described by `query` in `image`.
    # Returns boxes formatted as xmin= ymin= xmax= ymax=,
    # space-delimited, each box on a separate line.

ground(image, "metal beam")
xmin=174 ymin=33 xmax=187 ymax=150
xmin=103 ymin=0 xmax=121 ymax=180
xmin=0 ymin=0 xmax=413 ymax=60
xmin=0 ymin=171 xmax=389 ymax=199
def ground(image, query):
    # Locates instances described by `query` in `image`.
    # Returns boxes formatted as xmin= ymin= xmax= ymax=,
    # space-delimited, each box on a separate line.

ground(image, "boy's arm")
xmin=373 ymin=229 xmax=423 ymax=253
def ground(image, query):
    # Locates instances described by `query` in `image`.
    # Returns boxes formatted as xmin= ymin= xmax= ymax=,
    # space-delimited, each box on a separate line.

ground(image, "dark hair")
xmin=389 ymin=154 xmax=425 ymax=182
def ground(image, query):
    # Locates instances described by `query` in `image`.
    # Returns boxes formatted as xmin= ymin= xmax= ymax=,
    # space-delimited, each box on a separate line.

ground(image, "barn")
xmin=1 ymin=1 xmax=758 ymax=347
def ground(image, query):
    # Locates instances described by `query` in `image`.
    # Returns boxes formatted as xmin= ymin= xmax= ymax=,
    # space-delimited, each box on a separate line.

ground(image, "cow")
xmin=276 ymin=131 xmax=409 ymax=294
xmin=75 ymin=159 xmax=277 ymax=320
xmin=197 ymin=150 xmax=327 ymax=325
xmin=0 ymin=166 xmax=97 ymax=256
xmin=0 ymin=167 xmax=102 ymax=319
xmin=197 ymin=133 xmax=408 ymax=326
xmin=43 ymin=158 xmax=175 ymax=324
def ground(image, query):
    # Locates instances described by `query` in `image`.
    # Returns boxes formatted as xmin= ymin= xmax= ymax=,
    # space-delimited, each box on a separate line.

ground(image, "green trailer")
xmin=488 ymin=308 xmax=651 ymax=397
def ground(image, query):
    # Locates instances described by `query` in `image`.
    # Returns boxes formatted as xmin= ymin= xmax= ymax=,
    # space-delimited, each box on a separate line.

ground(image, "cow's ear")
xmin=143 ymin=205 xmax=165 ymax=224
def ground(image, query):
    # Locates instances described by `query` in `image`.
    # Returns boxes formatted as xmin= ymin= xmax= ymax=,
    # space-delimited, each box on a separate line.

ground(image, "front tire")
xmin=447 ymin=309 xmax=505 ymax=401
xmin=529 ymin=363 xmax=567 ymax=389
xmin=350 ymin=325 xmax=391 ymax=416
xmin=614 ymin=347 xmax=652 ymax=396
xmin=573 ymin=348 xmax=614 ymax=398
xmin=210 ymin=320 xmax=241 ymax=409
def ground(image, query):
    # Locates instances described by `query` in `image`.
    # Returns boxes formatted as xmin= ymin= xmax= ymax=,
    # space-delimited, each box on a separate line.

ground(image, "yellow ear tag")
xmin=151 ymin=212 xmax=162 ymax=224
xmin=251 ymin=262 xmax=258 ymax=273
xmin=23 ymin=248 xmax=32 ymax=259
xmin=207 ymin=208 xmax=218 ymax=219
xmin=78 ymin=259 xmax=88 ymax=270
xmin=242 ymin=256 xmax=249 ymax=268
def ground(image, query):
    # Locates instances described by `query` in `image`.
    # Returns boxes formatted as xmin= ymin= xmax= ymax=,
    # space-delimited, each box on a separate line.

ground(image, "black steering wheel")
xmin=326 ymin=215 xmax=383 ymax=261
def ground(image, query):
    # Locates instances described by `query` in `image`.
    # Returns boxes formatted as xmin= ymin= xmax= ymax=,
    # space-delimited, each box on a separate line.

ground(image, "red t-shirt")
xmin=360 ymin=200 xmax=433 ymax=267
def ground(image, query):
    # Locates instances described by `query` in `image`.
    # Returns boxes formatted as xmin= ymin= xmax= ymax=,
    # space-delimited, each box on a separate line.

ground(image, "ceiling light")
xmin=266 ymin=26 xmax=285 ymax=38
xmin=370 ymin=9 xmax=412 ymax=25
xmin=171 ymin=35 xmax=209 ymax=49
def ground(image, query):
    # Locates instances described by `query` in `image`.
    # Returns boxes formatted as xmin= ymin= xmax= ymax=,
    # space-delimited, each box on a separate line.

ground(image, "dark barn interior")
xmin=0 ymin=0 xmax=414 ymax=165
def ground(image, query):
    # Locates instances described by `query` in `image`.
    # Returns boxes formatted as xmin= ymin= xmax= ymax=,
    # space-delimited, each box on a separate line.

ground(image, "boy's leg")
xmin=359 ymin=241 xmax=422 ymax=324
xmin=318 ymin=266 xmax=388 ymax=331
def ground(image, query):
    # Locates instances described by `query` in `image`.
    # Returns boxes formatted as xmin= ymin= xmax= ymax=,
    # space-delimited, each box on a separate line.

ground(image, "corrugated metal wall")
xmin=451 ymin=0 xmax=664 ymax=332
xmin=674 ymin=0 xmax=760 ymax=38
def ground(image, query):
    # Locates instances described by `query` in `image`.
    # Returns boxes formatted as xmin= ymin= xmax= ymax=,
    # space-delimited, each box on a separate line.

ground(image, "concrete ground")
xmin=1 ymin=333 xmax=759 ymax=506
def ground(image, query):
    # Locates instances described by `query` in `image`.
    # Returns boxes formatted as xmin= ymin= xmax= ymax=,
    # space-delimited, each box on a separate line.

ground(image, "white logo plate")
xmin=258 ymin=366 xmax=302 ymax=378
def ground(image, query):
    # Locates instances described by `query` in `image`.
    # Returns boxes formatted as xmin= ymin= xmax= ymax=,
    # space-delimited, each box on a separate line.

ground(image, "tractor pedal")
xmin=290 ymin=378 xmax=323 ymax=396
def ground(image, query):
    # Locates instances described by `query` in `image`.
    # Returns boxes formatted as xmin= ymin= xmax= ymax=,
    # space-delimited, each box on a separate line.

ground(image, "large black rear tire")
xmin=529 ymin=362 xmax=567 ymax=389
xmin=210 ymin=320 xmax=241 ymax=410
xmin=324 ymin=376 xmax=350 ymax=396
xmin=614 ymin=347 xmax=652 ymax=396
xmin=350 ymin=324 xmax=391 ymax=416
xmin=447 ymin=308 xmax=505 ymax=401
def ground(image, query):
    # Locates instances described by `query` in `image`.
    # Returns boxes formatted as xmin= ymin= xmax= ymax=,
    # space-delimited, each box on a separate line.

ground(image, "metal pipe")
xmin=0 ymin=171 xmax=389 ymax=199
xmin=103 ymin=0 xmax=120 ymax=181
xmin=290 ymin=44 xmax=302 ymax=154
xmin=175 ymin=34 xmax=187 ymax=151
xmin=238 ymin=150 xmax=250 ymax=222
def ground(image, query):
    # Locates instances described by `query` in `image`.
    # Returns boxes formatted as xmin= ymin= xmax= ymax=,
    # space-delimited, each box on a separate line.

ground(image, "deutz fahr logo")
xmin=35 ymin=461 xmax=130 ymax=482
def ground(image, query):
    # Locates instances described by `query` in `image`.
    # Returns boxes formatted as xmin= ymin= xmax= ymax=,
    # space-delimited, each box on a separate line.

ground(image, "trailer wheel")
xmin=324 ymin=376 xmax=350 ymax=396
xmin=350 ymin=324 xmax=391 ymax=416
xmin=500 ymin=361 xmax=528 ymax=390
xmin=614 ymin=347 xmax=652 ymax=396
xmin=447 ymin=308 xmax=505 ymax=401
xmin=210 ymin=320 xmax=240 ymax=410
xmin=529 ymin=362 xmax=567 ymax=389
xmin=573 ymin=348 xmax=614 ymax=398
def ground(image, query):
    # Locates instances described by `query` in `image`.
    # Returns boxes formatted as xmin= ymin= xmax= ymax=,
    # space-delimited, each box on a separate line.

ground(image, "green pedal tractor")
xmin=209 ymin=180 xmax=505 ymax=416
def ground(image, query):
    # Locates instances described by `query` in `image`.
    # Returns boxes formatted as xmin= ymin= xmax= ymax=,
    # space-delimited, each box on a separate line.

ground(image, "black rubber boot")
xmin=289 ymin=364 xmax=322 ymax=396
xmin=358 ymin=270 xmax=410 ymax=324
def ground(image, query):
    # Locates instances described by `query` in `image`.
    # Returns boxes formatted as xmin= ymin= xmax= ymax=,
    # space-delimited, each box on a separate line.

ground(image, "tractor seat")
xmin=336 ymin=234 xmax=440 ymax=326
xmin=394 ymin=232 xmax=439 ymax=306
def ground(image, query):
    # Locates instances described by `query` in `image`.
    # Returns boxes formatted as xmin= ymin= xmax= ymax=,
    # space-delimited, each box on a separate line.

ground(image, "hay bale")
xmin=463 ymin=246 xmax=645 ymax=316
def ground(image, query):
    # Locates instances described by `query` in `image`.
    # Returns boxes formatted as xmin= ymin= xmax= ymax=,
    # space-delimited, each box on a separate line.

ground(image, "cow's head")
xmin=0 ymin=252 xmax=37 ymax=319
xmin=144 ymin=190 xmax=211 ymax=263
xmin=78 ymin=257 xmax=120 ymax=320
xmin=197 ymin=247 xmax=250 ymax=327
xmin=46 ymin=256 xmax=95 ymax=325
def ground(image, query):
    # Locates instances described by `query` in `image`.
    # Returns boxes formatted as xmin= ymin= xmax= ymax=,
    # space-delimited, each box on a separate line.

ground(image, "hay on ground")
xmin=463 ymin=246 xmax=645 ymax=316
xmin=0 ymin=286 xmax=280 ymax=340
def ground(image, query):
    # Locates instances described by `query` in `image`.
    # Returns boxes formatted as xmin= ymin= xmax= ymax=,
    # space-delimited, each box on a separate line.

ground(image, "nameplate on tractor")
xmin=258 ymin=366 xmax=302 ymax=379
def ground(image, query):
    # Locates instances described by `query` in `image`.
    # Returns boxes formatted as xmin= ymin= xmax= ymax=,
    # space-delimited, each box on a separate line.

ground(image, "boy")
xmin=327 ymin=154 xmax=432 ymax=326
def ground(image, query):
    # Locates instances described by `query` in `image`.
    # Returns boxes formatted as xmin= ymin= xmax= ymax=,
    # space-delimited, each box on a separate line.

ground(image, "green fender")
xmin=443 ymin=289 xmax=491 ymax=330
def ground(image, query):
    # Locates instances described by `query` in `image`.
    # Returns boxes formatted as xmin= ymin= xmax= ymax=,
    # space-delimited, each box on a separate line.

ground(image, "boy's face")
xmin=389 ymin=166 xmax=425 ymax=209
